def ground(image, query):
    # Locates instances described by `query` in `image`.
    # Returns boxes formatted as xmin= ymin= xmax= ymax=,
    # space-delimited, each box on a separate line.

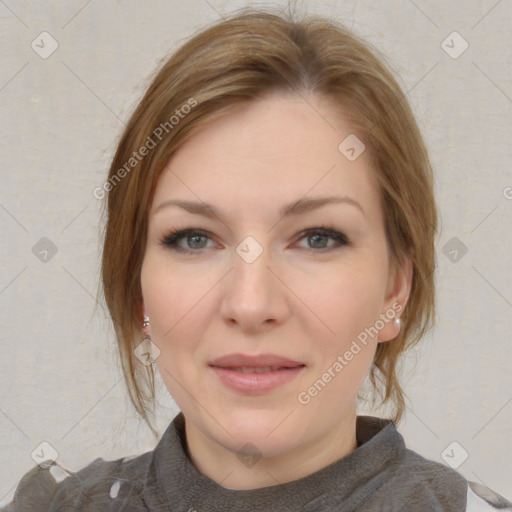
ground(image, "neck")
xmin=184 ymin=408 xmax=358 ymax=490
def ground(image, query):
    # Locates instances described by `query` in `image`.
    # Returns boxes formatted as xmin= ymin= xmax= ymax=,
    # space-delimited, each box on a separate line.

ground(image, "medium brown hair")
xmin=101 ymin=7 xmax=437 ymax=435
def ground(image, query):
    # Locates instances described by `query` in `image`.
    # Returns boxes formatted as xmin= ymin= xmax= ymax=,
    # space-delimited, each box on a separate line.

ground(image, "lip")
xmin=209 ymin=353 xmax=304 ymax=368
xmin=210 ymin=366 xmax=305 ymax=394
xmin=209 ymin=353 xmax=305 ymax=394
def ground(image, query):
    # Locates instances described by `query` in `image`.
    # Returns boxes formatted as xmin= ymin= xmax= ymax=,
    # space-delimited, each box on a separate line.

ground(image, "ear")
xmin=377 ymin=254 xmax=413 ymax=342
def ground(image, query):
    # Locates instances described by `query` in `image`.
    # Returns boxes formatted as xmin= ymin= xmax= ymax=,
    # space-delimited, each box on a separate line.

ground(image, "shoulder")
xmin=356 ymin=419 xmax=512 ymax=512
xmin=386 ymin=447 xmax=512 ymax=512
xmin=1 ymin=451 xmax=153 ymax=512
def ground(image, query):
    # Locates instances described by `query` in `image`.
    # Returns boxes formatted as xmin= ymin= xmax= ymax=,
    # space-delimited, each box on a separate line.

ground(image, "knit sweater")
xmin=2 ymin=413 xmax=511 ymax=511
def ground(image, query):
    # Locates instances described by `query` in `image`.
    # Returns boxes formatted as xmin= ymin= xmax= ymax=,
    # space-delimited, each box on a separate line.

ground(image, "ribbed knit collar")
xmin=142 ymin=412 xmax=405 ymax=512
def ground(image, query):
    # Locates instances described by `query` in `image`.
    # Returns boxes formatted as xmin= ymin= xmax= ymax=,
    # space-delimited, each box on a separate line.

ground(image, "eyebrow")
xmin=153 ymin=196 xmax=364 ymax=221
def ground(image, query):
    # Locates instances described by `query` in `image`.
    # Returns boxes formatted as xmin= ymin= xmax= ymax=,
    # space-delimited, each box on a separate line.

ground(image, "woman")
xmin=3 ymin=7 xmax=511 ymax=512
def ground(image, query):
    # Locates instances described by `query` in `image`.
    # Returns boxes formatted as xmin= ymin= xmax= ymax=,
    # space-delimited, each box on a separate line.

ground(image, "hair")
xmin=101 ymin=6 xmax=437 ymax=436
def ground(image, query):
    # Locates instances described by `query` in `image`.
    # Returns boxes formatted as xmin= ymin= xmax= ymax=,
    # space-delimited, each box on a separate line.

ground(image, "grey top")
xmin=2 ymin=412 xmax=511 ymax=511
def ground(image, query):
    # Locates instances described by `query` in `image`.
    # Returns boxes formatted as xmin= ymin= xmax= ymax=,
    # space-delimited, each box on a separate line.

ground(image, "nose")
xmin=218 ymin=239 xmax=289 ymax=334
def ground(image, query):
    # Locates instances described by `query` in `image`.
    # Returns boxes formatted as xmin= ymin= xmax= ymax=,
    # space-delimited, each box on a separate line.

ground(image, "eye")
xmin=296 ymin=227 xmax=349 ymax=251
xmin=160 ymin=229 xmax=216 ymax=254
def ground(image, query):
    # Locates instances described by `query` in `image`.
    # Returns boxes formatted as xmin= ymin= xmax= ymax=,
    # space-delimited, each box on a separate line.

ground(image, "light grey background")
xmin=1 ymin=0 xmax=511 ymax=505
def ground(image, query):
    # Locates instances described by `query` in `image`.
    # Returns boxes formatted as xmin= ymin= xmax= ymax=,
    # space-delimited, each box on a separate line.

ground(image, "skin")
xmin=140 ymin=91 xmax=412 ymax=490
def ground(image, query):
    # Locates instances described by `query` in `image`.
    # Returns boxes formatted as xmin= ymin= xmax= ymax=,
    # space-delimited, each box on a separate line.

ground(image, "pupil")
xmin=310 ymin=234 xmax=327 ymax=248
xmin=189 ymin=235 xmax=205 ymax=248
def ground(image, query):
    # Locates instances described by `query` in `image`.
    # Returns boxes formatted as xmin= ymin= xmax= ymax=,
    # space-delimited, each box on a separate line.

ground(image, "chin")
xmin=210 ymin=408 xmax=302 ymax=455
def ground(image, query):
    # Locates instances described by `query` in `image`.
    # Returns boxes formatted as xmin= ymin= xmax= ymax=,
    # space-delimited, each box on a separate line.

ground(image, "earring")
xmin=136 ymin=316 xmax=160 ymax=366
xmin=394 ymin=317 xmax=401 ymax=332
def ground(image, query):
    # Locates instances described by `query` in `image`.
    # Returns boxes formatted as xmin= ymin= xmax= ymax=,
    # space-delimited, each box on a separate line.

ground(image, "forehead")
xmin=152 ymin=92 xmax=381 ymax=223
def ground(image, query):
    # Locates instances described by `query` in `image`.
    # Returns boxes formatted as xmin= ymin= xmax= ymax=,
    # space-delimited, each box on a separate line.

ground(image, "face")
xmin=140 ymin=91 xmax=409 ymax=460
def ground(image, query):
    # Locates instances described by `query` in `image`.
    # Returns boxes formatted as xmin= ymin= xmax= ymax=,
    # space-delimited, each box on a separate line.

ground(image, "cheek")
xmin=141 ymin=260 xmax=209 ymax=404
xmin=300 ymin=260 xmax=388 ymax=349
xmin=140 ymin=255 xmax=205 ymax=352
xmin=296 ymin=268 xmax=385 ymax=409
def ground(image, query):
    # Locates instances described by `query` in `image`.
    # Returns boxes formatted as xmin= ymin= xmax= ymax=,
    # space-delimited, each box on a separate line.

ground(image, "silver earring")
xmin=394 ymin=318 xmax=401 ymax=330
xmin=143 ymin=315 xmax=150 ymax=328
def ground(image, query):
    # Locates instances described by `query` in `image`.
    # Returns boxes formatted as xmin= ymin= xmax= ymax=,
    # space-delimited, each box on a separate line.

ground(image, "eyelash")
xmin=159 ymin=226 xmax=350 ymax=254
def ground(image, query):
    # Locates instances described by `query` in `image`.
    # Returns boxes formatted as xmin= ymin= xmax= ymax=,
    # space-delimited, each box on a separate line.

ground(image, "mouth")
xmin=208 ymin=353 xmax=306 ymax=394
